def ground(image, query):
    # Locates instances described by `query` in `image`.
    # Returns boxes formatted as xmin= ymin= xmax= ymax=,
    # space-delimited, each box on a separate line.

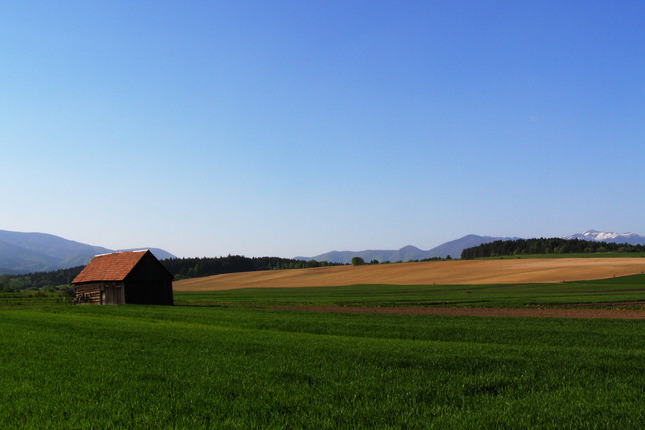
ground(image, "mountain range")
xmin=0 ymin=230 xmax=175 ymax=275
xmin=296 ymin=234 xmax=518 ymax=264
xmin=2 ymin=229 xmax=644 ymax=274
xmin=297 ymin=230 xmax=645 ymax=264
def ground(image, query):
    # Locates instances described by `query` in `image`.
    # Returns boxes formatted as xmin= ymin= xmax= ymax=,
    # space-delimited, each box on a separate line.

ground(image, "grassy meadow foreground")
xmin=1 ymin=303 xmax=644 ymax=428
xmin=1 ymin=261 xmax=644 ymax=428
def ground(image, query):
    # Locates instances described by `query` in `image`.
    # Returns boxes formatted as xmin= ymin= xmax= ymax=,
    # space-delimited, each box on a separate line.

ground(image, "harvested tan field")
xmin=173 ymin=258 xmax=645 ymax=292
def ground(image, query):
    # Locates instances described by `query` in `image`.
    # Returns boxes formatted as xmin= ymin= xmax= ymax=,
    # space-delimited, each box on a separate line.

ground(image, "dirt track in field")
xmin=270 ymin=305 xmax=645 ymax=320
xmin=173 ymin=258 xmax=645 ymax=292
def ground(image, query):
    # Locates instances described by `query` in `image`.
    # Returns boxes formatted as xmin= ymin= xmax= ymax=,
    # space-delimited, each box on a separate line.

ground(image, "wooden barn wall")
xmin=74 ymin=284 xmax=102 ymax=304
xmin=128 ymin=253 xmax=174 ymax=281
xmin=124 ymin=253 xmax=174 ymax=305
xmin=75 ymin=282 xmax=126 ymax=305
xmin=124 ymin=280 xmax=173 ymax=305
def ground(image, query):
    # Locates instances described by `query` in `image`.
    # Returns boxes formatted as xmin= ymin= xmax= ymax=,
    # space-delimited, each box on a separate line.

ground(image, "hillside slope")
xmin=0 ymin=230 xmax=175 ymax=274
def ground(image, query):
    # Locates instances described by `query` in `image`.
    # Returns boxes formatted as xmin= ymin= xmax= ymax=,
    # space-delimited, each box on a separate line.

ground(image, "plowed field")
xmin=173 ymin=258 xmax=645 ymax=291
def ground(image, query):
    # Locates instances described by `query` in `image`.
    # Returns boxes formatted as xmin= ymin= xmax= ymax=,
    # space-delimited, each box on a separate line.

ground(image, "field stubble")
xmin=173 ymin=258 xmax=645 ymax=292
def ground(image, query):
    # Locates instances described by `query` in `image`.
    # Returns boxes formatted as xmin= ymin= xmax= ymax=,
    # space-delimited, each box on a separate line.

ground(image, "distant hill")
xmin=296 ymin=230 xmax=645 ymax=264
xmin=0 ymin=230 xmax=175 ymax=274
xmin=296 ymin=235 xmax=515 ymax=264
xmin=424 ymin=234 xmax=519 ymax=260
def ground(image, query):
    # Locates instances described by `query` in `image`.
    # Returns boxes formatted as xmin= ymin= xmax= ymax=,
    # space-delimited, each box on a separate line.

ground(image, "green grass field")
xmin=174 ymin=274 xmax=645 ymax=309
xmin=1 ymin=276 xmax=644 ymax=428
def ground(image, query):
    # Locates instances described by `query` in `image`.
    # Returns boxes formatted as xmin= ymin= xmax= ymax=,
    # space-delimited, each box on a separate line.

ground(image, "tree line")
xmin=461 ymin=238 xmax=645 ymax=259
xmin=350 ymin=256 xmax=452 ymax=266
xmin=162 ymin=255 xmax=338 ymax=280
xmin=0 ymin=266 xmax=84 ymax=293
xmin=0 ymin=255 xmax=339 ymax=292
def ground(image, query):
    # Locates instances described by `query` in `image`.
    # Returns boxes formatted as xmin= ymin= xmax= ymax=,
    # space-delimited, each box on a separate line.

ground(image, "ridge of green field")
xmin=174 ymin=273 xmax=645 ymax=309
xmin=1 ymin=305 xmax=643 ymax=428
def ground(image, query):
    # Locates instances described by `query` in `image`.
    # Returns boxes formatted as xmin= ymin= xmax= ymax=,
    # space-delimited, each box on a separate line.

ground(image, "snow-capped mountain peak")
xmin=564 ymin=230 xmax=645 ymax=245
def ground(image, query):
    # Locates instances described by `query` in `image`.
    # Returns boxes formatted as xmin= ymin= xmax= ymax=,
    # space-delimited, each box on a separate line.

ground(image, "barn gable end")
xmin=72 ymin=250 xmax=173 ymax=305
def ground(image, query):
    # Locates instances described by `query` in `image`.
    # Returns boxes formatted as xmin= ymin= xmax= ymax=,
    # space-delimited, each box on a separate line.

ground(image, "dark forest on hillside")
xmin=163 ymin=255 xmax=338 ymax=280
xmin=461 ymin=238 xmax=645 ymax=259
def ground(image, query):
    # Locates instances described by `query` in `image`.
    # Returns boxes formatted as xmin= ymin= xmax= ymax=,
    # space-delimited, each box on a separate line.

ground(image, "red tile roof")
xmin=72 ymin=250 xmax=148 ymax=284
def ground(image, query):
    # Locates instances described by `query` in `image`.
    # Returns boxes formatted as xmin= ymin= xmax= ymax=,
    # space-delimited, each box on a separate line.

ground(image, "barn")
xmin=72 ymin=250 xmax=174 ymax=305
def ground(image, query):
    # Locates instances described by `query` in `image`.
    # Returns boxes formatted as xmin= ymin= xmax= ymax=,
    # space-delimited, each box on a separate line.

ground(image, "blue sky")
xmin=2 ymin=1 xmax=644 ymax=258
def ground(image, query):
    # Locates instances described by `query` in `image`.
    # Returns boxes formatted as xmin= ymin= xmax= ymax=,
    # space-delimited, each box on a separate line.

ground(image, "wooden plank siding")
xmin=123 ymin=253 xmax=174 ymax=305
xmin=74 ymin=281 xmax=125 ymax=305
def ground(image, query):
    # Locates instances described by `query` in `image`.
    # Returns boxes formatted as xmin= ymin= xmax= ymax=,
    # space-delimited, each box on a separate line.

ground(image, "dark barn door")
xmin=101 ymin=284 xmax=125 ymax=305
